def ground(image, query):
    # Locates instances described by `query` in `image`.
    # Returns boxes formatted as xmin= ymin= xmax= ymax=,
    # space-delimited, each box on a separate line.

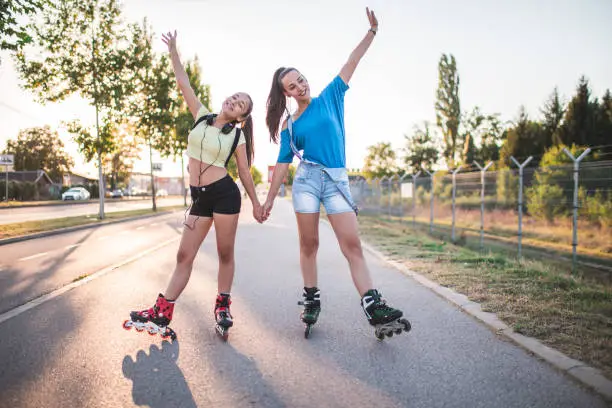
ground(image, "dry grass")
xmin=365 ymin=198 xmax=612 ymax=257
xmin=0 ymin=206 xmax=185 ymax=240
xmin=357 ymin=214 xmax=612 ymax=380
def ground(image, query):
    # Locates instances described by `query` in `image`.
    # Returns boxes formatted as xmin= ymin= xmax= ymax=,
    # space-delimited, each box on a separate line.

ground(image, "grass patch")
xmin=357 ymin=213 xmax=612 ymax=381
xmin=72 ymin=274 xmax=89 ymax=282
xmin=0 ymin=205 xmax=185 ymax=240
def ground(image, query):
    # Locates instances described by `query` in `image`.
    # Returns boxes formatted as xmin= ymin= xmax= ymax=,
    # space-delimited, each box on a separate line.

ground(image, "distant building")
xmin=0 ymin=170 xmax=59 ymax=200
xmin=127 ymin=172 xmax=186 ymax=196
xmin=62 ymin=171 xmax=98 ymax=187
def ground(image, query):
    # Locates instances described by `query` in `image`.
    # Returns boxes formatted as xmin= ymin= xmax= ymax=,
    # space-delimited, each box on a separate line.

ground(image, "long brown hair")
xmin=241 ymin=94 xmax=255 ymax=167
xmin=266 ymin=67 xmax=296 ymax=144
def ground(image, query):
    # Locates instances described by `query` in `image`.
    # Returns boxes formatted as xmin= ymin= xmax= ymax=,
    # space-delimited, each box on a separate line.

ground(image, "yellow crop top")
xmin=186 ymin=105 xmax=246 ymax=167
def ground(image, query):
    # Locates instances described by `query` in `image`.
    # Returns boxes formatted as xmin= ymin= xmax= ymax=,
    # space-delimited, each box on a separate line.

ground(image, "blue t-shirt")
xmin=277 ymin=75 xmax=349 ymax=168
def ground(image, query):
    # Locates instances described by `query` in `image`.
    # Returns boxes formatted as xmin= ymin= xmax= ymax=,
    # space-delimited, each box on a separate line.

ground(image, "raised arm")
xmin=339 ymin=7 xmax=379 ymax=84
xmin=162 ymin=30 xmax=202 ymax=119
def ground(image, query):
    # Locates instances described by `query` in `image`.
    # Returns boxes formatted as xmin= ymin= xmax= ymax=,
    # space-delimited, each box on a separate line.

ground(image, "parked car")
xmin=110 ymin=189 xmax=123 ymax=198
xmin=156 ymin=189 xmax=168 ymax=197
xmin=62 ymin=187 xmax=91 ymax=201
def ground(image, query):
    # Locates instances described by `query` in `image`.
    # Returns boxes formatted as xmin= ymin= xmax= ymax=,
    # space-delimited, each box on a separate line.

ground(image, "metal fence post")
xmin=474 ymin=161 xmax=493 ymax=252
xmin=451 ymin=166 xmax=463 ymax=243
xmin=399 ymin=174 xmax=409 ymax=223
xmin=388 ymin=175 xmax=397 ymax=219
xmin=563 ymin=147 xmax=591 ymax=274
xmin=511 ymin=156 xmax=533 ymax=259
xmin=425 ymin=170 xmax=436 ymax=234
xmin=412 ymin=171 xmax=421 ymax=229
xmin=373 ymin=177 xmax=380 ymax=215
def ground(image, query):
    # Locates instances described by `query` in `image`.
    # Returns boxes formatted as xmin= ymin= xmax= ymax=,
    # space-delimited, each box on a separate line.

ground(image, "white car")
xmin=62 ymin=187 xmax=91 ymax=201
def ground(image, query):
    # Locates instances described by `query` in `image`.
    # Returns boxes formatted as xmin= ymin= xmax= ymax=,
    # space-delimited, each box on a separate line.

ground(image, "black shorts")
xmin=189 ymin=175 xmax=241 ymax=217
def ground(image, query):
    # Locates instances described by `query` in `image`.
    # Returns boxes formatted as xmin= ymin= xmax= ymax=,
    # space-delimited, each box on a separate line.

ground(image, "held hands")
xmin=161 ymin=30 xmax=178 ymax=53
xmin=366 ymin=7 xmax=378 ymax=33
xmin=252 ymin=201 xmax=264 ymax=224
xmin=261 ymin=199 xmax=274 ymax=223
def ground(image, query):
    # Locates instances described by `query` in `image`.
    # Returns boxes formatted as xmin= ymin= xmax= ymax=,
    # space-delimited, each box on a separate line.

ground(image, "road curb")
xmin=355 ymin=238 xmax=612 ymax=401
xmin=0 ymin=210 xmax=183 ymax=246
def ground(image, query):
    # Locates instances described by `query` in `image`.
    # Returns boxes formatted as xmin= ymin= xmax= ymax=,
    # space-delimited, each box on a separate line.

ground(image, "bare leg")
xmin=327 ymin=211 xmax=372 ymax=296
xmin=295 ymin=212 xmax=320 ymax=288
xmin=212 ymin=212 xmax=240 ymax=293
xmin=164 ymin=215 xmax=213 ymax=300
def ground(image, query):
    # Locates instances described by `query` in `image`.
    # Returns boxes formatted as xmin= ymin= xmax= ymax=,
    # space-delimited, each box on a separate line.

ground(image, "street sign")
xmin=152 ymin=163 xmax=162 ymax=172
xmin=0 ymin=154 xmax=14 ymax=165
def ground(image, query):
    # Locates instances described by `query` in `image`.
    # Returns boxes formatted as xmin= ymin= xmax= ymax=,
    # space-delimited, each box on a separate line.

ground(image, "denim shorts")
xmin=292 ymin=162 xmax=356 ymax=215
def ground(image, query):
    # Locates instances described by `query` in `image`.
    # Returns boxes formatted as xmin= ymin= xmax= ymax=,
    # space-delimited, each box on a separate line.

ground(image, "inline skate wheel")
xmin=304 ymin=324 xmax=312 ymax=339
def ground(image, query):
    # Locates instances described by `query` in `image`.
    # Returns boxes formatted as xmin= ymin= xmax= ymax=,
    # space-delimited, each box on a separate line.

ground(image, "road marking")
xmin=98 ymin=235 xmax=109 ymax=241
xmin=136 ymin=226 xmax=145 ymax=230
xmin=65 ymin=244 xmax=82 ymax=249
xmin=19 ymin=252 xmax=49 ymax=261
xmin=150 ymin=223 xmax=158 ymax=226
xmin=0 ymin=236 xmax=180 ymax=326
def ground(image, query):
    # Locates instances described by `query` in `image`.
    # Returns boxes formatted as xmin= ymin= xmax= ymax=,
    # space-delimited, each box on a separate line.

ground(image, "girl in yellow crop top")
xmin=124 ymin=30 xmax=262 ymax=341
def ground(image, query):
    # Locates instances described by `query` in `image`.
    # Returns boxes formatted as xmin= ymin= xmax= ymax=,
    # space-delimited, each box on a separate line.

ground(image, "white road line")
xmin=136 ymin=226 xmax=145 ymax=230
xmin=19 ymin=252 xmax=49 ymax=261
xmin=0 ymin=236 xmax=180 ymax=326
xmin=65 ymin=244 xmax=82 ymax=249
xmin=150 ymin=223 xmax=158 ymax=226
xmin=98 ymin=236 xmax=109 ymax=241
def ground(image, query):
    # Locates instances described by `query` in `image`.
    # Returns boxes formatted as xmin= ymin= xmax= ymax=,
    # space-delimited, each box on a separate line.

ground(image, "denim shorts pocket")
xmin=294 ymin=164 xmax=310 ymax=183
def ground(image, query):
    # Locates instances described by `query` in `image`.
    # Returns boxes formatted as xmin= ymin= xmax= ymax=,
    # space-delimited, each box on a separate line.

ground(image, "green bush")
xmin=582 ymin=190 xmax=612 ymax=228
xmin=527 ymin=183 xmax=566 ymax=223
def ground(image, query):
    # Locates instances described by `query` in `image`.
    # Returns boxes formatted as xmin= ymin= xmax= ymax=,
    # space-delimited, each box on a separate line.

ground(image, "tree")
xmin=3 ymin=126 xmax=74 ymax=182
xmin=14 ymin=0 xmax=132 ymax=218
xmin=403 ymin=121 xmax=438 ymax=174
xmin=362 ymin=142 xmax=398 ymax=180
xmin=102 ymin=123 xmax=141 ymax=190
xmin=127 ymin=20 xmax=175 ymax=211
xmin=541 ymin=87 xmax=565 ymax=147
xmin=157 ymin=56 xmax=212 ymax=206
xmin=526 ymin=144 xmax=592 ymax=223
xmin=250 ymin=166 xmax=262 ymax=186
xmin=461 ymin=107 xmax=503 ymax=165
xmin=556 ymin=76 xmax=599 ymax=147
xmin=0 ymin=0 xmax=43 ymax=64
xmin=435 ymin=53 xmax=461 ymax=168
xmin=595 ymin=89 xmax=612 ymax=153
xmin=498 ymin=107 xmax=547 ymax=167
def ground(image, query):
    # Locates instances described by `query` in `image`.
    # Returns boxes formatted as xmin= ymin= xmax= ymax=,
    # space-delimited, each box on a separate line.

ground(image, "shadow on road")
xmin=0 ymin=228 xmax=96 ymax=314
xmin=122 ymin=341 xmax=197 ymax=408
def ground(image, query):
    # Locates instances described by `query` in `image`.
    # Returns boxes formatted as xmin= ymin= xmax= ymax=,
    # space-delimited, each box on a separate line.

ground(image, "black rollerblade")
xmin=297 ymin=287 xmax=320 ymax=338
xmin=214 ymin=293 xmax=233 ymax=341
xmin=361 ymin=289 xmax=411 ymax=341
xmin=123 ymin=293 xmax=177 ymax=341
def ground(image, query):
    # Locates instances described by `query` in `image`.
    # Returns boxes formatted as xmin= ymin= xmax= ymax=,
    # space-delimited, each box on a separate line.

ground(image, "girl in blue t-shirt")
xmin=263 ymin=8 xmax=410 ymax=339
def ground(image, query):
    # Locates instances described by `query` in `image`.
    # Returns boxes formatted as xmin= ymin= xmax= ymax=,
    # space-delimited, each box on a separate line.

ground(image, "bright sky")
xmin=1 ymin=0 xmax=611 ymax=178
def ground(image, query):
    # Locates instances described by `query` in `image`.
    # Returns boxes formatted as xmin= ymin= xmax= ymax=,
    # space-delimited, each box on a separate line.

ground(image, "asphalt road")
xmin=0 ymin=196 xmax=186 ymax=225
xmin=0 ymin=198 xmax=607 ymax=408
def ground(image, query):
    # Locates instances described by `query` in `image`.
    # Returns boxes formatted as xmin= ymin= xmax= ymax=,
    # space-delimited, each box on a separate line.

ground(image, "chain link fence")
xmin=350 ymin=156 xmax=612 ymax=275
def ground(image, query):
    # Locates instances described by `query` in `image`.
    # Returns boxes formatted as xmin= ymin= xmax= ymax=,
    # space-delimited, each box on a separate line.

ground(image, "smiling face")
xmin=221 ymin=92 xmax=252 ymax=121
xmin=280 ymin=70 xmax=310 ymax=102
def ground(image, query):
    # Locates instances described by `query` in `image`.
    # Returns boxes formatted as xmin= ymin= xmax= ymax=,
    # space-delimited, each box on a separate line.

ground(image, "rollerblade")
xmin=123 ymin=293 xmax=177 ymax=341
xmin=297 ymin=287 xmax=320 ymax=338
xmin=214 ymin=293 xmax=233 ymax=341
xmin=361 ymin=289 xmax=411 ymax=341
